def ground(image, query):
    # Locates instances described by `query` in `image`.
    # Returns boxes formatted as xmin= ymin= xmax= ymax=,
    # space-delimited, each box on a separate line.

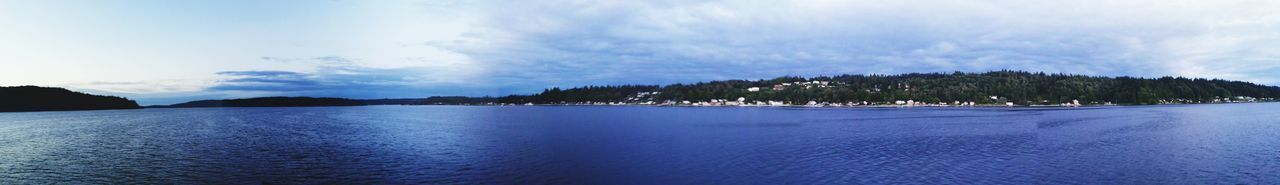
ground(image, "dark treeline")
xmin=364 ymin=96 xmax=499 ymax=105
xmin=161 ymin=97 xmax=366 ymax=108
xmin=161 ymin=96 xmax=501 ymax=108
xmin=225 ymin=97 xmax=365 ymax=107
xmin=0 ymin=86 xmax=140 ymax=112
xmin=494 ymin=71 xmax=1280 ymax=105
xmin=498 ymin=85 xmax=660 ymax=104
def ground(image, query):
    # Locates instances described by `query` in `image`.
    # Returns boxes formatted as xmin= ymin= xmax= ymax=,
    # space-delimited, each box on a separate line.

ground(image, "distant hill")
xmin=363 ymin=96 xmax=499 ymax=105
xmin=156 ymin=100 xmax=226 ymax=108
xmin=159 ymin=96 xmax=498 ymax=108
xmin=0 ymin=86 xmax=141 ymax=112
xmin=158 ymin=97 xmax=366 ymax=108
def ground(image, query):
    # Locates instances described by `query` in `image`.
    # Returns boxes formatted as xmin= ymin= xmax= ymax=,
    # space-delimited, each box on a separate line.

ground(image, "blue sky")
xmin=3 ymin=0 xmax=1280 ymax=105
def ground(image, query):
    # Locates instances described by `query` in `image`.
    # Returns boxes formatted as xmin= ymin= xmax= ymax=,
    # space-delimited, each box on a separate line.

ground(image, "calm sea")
xmin=1 ymin=104 xmax=1278 ymax=184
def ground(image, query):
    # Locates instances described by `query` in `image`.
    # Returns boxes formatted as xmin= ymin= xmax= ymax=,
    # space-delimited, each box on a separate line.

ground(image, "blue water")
xmin=1 ymin=104 xmax=1278 ymax=184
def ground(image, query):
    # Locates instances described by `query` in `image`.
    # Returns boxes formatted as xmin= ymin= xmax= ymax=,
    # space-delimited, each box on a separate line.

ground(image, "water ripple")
xmin=0 ymin=104 xmax=1277 ymax=184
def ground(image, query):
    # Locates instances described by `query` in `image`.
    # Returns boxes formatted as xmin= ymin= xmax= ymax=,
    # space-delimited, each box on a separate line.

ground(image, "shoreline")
xmin=484 ymin=102 xmax=1274 ymax=108
xmin=124 ymin=101 xmax=1279 ymax=110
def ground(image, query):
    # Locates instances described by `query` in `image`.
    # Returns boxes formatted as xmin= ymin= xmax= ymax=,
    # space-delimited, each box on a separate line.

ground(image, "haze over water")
xmin=1 ymin=104 xmax=1278 ymax=184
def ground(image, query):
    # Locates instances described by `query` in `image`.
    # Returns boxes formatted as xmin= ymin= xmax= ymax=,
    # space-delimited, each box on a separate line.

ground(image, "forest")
xmin=495 ymin=71 xmax=1280 ymax=105
xmin=0 ymin=86 xmax=141 ymax=112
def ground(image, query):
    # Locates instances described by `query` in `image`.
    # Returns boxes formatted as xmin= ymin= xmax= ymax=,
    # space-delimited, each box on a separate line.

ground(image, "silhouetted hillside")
xmin=0 ymin=86 xmax=141 ymax=112
xmin=160 ymin=100 xmax=225 ymax=108
xmin=162 ymin=96 xmax=497 ymax=108
xmin=363 ymin=96 xmax=499 ymax=105
xmin=161 ymin=97 xmax=366 ymax=108
xmin=359 ymin=98 xmax=427 ymax=105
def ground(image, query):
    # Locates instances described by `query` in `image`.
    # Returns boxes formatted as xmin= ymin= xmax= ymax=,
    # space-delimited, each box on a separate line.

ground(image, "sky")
xmin=3 ymin=0 xmax=1280 ymax=105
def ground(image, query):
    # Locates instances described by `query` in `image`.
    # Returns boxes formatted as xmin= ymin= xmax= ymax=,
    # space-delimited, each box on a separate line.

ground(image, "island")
xmin=154 ymin=97 xmax=367 ymax=108
xmin=0 ymin=86 xmax=141 ymax=112
xmin=155 ymin=96 xmax=507 ymax=108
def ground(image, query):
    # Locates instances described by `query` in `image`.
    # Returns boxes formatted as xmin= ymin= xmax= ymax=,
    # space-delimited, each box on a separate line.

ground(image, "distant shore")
xmin=475 ymin=101 xmax=1274 ymax=108
xmin=9 ymin=71 xmax=1280 ymax=112
xmin=0 ymin=86 xmax=140 ymax=113
xmin=133 ymin=100 xmax=1278 ymax=110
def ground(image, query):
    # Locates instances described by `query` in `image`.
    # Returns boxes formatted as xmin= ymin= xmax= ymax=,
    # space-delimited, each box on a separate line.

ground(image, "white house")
xmin=747 ymin=87 xmax=761 ymax=92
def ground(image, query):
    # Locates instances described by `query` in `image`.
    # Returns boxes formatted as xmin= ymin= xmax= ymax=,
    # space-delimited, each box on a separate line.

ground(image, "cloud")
xmin=63 ymin=80 xmax=210 ymax=95
xmin=433 ymin=0 xmax=1280 ymax=90
xmin=260 ymin=56 xmax=356 ymax=66
xmin=64 ymin=63 xmax=494 ymax=105
xmin=216 ymin=71 xmax=306 ymax=77
xmin=210 ymin=70 xmax=320 ymax=92
xmin=60 ymin=79 xmax=219 ymax=105
xmin=207 ymin=57 xmax=500 ymax=99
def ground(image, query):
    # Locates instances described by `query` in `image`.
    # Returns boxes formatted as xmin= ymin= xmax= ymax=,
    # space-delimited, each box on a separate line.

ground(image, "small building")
xmin=768 ymin=101 xmax=786 ymax=106
xmin=747 ymin=87 xmax=761 ymax=92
